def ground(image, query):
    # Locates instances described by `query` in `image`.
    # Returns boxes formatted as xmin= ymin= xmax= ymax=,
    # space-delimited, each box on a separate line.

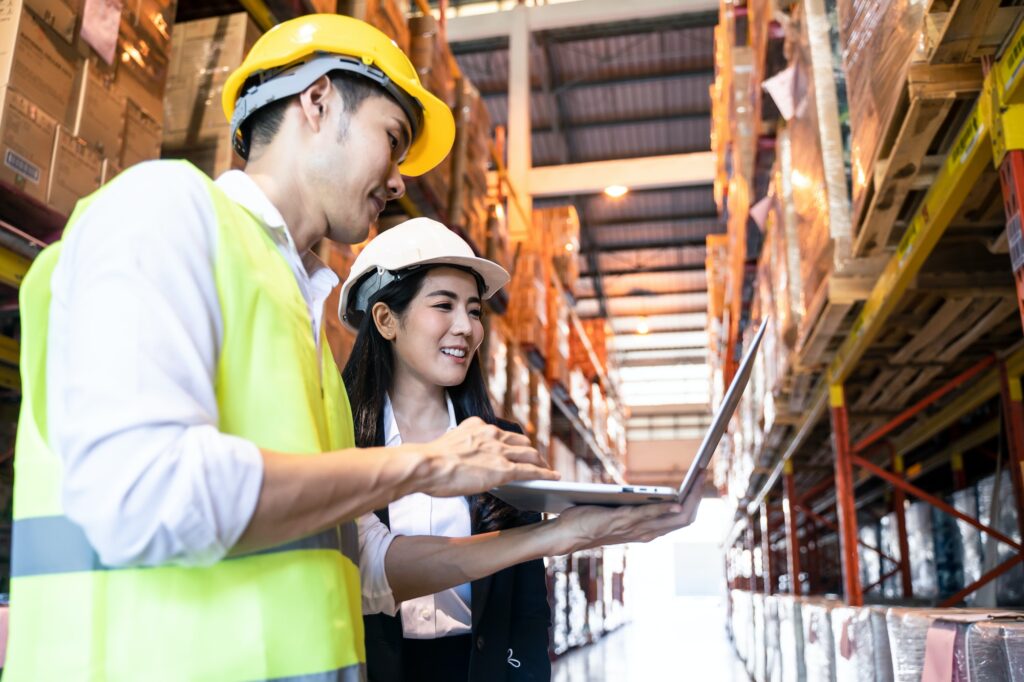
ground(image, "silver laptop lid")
xmin=676 ymin=317 xmax=768 ymax=499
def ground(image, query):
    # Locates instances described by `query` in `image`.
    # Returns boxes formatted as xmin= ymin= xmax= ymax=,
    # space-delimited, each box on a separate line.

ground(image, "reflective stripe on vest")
xmin=272 ymin=665 xmax=366 ymax=682
xmin=11 ymin=516 xmax=359 ymax=578
xmin=6 ymin=161 xmax=363 ymax=681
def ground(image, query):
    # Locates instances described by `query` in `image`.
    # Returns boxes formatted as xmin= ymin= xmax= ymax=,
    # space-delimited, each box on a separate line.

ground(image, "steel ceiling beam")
xmin=446 ymin=0 xmax=717 ymax=42
xmin=579 ymin=263 xmax=706 ymax=277
xmin=477 ymin=69 xmax=715 ymax=98
xmin=532 ymin=111 xmax=711 ymax=135
xmin=528 ymin=154 xmax=715 ymax=197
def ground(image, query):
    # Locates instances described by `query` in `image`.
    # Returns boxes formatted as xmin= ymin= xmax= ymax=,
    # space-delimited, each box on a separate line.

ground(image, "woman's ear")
xmin=372 ymin=302 xmax=397 ymax=340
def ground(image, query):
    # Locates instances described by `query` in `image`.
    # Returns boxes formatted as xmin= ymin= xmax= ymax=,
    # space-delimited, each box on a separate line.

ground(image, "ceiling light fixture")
xmin=604 ymin=185 xmax=629 ymax=198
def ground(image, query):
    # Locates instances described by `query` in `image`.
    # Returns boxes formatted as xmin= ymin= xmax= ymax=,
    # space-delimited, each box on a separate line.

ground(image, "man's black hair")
xmin=244 ymin=71 xmax=392 ymax=154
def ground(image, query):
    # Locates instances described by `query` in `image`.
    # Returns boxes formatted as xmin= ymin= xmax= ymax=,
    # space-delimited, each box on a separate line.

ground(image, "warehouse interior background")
xmin=2 ymin=0 xmax=1024 ymax=678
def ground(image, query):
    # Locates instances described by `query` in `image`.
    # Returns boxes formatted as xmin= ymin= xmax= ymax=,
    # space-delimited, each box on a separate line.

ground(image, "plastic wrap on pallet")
xmin=777 ymin=595 xmax=807 ymax=682
xmin=962 ymin=619 xmax=1024 ymax=682
xmin=884 ymin=608 xmax=1006 ymax=682
xmin=766 ymin=596 xmax=782 ymax=682
xmin=753 ymin=593 xmax=767 ymax=682
xmin=906 ymin=501 xmax=938 ymax=599
xmin=952 ymin=486 xmax=984 ymax=605
xmin=831 ymin=606 xmax=894 ymax=682
xmin=732 ymin=589 xmax=755 ymax=667
xmin=879 ymin=512 xmax=903 ymax=599
xmin=786 ymin=0 xmax=853 ymax=325
xmin=976 ymin=471 xmax=1024 ymax=606
xmin=836 ymin=0 xmax=927 ymax=220
xmin=859 ymin=523 xmax=881 ymax=593
xmin=933 ymin=504 xmax=965 ymax=598
xmin=802 ymin=599 xmax=838 ymax=682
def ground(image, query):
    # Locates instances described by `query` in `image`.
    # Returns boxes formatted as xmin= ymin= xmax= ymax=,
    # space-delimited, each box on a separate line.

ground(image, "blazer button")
xmin=476 ymin=636 xmax=485 ymax=651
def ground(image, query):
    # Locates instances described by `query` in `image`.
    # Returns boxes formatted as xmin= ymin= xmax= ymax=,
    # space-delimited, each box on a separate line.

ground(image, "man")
xmin=6 ymin=15 xmax=557 ymax=681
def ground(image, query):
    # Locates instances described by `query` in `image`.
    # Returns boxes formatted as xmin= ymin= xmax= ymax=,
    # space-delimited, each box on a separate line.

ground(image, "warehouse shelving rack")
xmin=723 ymin=13 xmax=1024 ymax=610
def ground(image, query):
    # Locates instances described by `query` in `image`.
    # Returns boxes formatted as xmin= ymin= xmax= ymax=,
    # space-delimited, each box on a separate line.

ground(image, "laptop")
xmin=492 ymin=317 xmax=768 ymax=519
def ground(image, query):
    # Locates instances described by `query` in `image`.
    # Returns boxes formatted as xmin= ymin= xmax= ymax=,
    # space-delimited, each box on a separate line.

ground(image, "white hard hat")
xmin=338 ymin=217 xmax=511 ymax=331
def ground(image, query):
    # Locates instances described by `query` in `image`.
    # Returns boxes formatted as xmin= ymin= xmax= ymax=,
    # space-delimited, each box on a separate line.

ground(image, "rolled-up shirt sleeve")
xmin=46 ymin=162 xmax=264 ymax=568
xmin=359 ymin=512 xmax=399 ymax=615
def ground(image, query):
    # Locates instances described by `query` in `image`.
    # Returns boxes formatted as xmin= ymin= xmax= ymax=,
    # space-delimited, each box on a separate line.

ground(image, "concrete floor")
xmin=552 ymin=596 xmax=748 ymax=681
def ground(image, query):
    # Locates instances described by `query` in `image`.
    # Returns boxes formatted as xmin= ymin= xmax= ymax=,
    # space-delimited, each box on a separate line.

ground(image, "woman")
xmin=342 ymin=218 xmax=550 ymax=681
xmin=341 ymin=218 xmax=689 ymax=682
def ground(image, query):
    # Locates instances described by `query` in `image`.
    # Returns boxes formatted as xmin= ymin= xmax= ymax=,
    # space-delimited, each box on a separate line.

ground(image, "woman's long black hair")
xmin=342 ymin=265 xmax=534 ymax=533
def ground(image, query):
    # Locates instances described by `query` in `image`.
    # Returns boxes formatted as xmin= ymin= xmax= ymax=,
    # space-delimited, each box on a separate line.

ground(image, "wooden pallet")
xmin=851 ymin=62 xmax=983 ymax=256
xmin=850 ymin=0 xmax=1024 ymax=257
xmin=793 ymin=255 xmax=888 ymax=370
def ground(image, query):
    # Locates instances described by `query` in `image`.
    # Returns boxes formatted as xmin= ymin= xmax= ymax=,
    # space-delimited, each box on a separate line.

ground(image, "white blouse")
xmin=358 ymin=393 xmax=473 ymax=639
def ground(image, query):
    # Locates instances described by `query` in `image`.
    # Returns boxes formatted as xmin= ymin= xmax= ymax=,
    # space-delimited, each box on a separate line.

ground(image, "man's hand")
xmin=549 ymin=503 xmax=693 ymax=554
xmin=413 ymin=417 xmax=559 ymax=497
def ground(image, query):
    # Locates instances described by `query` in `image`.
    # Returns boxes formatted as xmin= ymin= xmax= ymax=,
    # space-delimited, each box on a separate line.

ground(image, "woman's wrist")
xmin=542 ymin=515 xmax=590 ymax=556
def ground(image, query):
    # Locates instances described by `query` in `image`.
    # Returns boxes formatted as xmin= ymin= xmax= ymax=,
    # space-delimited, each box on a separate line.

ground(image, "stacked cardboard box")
xmin=449 ymin=77 xmax=491 ymax=250
xmin=161 ymin=13 xmax=261 ymax=179
xmin=545 ymin=286 xmax=571 ymax=389
xmin=1 ymin=1 xmax=172 ymax=215
xmin=482 ymin=315 xmax=509 ymax=416
xmin=339 ymin=0 xmax=410 ymax=55
xmin=590 ymin=381 xmax=608 ymax=452
xmin=407 ymin=13 xmax=454 ymax=205
xmin=505 ymin=345 xmax=531 ymax=429
xmin=534 ymin=206 xmax=580 ymax=292
xmin=568 ymin=368 xmax=591 ymax=427
xmin=570 ymin=317 xmax=608 ymax=380
xmin=506 ymin=247 xmax=548 ymax=352
xmin=528 ymin=368 xmax=550 ymax=457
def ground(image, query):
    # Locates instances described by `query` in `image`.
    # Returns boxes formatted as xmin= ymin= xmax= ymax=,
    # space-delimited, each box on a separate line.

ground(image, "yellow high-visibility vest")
xmin=7 ymin=161 xmax=363 ymax=681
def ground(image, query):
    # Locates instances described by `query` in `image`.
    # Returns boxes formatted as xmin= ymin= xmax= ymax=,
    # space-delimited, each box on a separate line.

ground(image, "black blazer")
xmin=363 ymin=418 xmax=552 ymax=682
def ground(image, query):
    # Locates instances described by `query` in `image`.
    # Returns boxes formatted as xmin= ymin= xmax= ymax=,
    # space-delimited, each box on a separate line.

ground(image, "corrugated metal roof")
xmin=576 ymin=270 xmax=708 ymax=299
xmin=583 ymin=186 xmax=716 ymax=223
xmin=548 ymin=25 xmax=714 ymax=83
xmin=593 ymin=246 xmax=707 ymax=272
xmin=564 ymin=118 xmax=710 ymax=163
xmin=450 ymin=13 xmax=718 ymax=409
xmin=589 ymin=220 xmax=720 ymax=247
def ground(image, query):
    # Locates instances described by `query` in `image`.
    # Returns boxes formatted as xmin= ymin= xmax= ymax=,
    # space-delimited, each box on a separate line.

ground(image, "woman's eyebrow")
xmin=426 ymin=290 xmax=483 ymax=306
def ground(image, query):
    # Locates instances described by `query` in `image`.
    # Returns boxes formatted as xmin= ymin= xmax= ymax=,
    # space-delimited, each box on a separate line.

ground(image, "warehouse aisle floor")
xmin=551 ymin=596 xmax=746 ymax=681
xmin=553 ymin=502 xmax=745 ymax=680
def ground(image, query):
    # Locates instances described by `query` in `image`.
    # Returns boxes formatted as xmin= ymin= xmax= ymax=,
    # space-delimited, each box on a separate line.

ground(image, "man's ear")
xmin=297 ymin=74 xmax=334 ymax=132
xmin=372 ymin=302 xmax=397 ymax=340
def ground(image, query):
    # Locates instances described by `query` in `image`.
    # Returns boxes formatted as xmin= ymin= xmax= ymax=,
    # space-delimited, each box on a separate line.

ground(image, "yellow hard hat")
xmin=222 ymin=13 xmax=455 ymax=177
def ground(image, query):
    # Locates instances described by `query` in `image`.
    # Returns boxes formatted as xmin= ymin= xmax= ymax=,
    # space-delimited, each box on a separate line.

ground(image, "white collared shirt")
xmin=46 ymin=161 xmax=338 ymax=567
xmin=357 ymin=393 xmax=473 ymax=638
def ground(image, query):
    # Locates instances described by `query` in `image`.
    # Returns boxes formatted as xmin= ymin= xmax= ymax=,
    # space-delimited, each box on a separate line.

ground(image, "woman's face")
xmin=388 ymin=267 xmax=485 ymax=388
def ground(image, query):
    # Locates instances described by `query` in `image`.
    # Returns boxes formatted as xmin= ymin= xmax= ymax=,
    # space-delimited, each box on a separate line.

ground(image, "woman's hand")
xmin=413 ymin=417 xmax=560 ymax=497
xmin=548 ymin=502 xmax=693 ymax=554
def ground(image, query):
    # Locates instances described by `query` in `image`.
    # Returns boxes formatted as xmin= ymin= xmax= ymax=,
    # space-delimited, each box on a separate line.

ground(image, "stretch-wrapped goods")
xmin=963 ymin=619 xmax=1024 ymax=681
xmin=885 ymin=608 xmax=1002 ymax=682
xmin=976 ymin=471 xmax=1024 ymax=606
xmin=802 ymin=599 xmax=839 ymax=682
xmin=765 ymin=596 xmax=783 ymax=682
xmin=786 ymin=0 xmax=853 ymax=323
xmin=879 ymin=512 xmax=902 ymax=600
xmin=905 ymin=501 xmax=938 ymax=599
xmin=831 ymin=606 xmax=893 ymax=682
xmin=777 ymin=595 xmax=806 ymax=682
xmin=835 ymin=0 xmax=927 ymax=222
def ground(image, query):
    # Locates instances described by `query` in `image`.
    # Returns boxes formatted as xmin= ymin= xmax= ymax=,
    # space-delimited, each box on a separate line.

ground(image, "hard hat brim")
xmin=339 ymin=254 xmax=510 ymax=332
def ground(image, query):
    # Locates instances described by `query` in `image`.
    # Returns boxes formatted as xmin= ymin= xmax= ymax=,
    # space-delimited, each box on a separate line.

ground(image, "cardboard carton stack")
xmin=161 ymin=13 xmax=261 ymax=179
xmin=1 ymin=0 xmax=176 ymax=215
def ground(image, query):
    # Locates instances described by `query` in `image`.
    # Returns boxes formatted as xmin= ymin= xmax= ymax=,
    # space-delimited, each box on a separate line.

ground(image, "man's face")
xmin=304 ymin=92 xmax=412 ymax=244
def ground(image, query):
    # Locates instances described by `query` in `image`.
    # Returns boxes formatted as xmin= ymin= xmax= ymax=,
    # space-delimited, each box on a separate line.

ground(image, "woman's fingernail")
xmin=670 ymin=505 xmax=683 ymax=514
